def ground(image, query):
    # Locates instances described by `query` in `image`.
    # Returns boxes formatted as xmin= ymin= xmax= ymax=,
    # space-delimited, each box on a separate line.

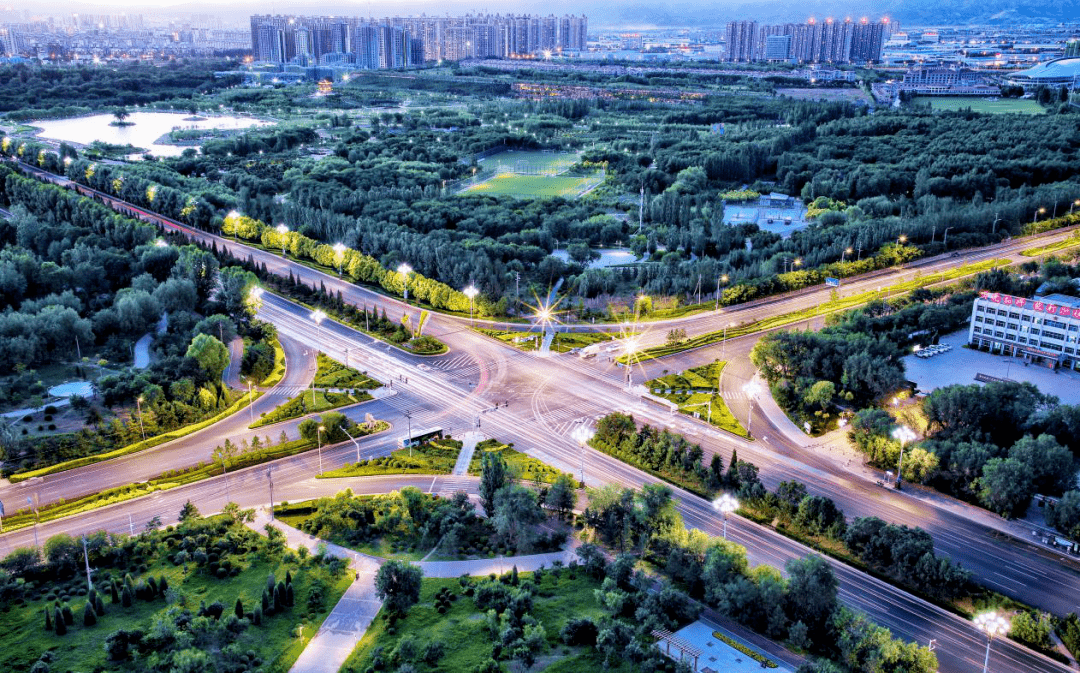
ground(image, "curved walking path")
xmin=252 ymin=510 xmax=581 ymax=673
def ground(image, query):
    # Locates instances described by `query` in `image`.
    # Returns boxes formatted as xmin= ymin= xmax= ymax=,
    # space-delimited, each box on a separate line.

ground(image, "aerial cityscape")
xmin=0 ymin=2 xmax=1079 ymax=673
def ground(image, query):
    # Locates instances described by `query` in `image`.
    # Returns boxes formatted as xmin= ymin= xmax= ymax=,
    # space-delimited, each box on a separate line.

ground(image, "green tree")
xmin=784 ymin=555 xmax=839 ymax=647
xmin=479 ymin=450 xmax=510 ymax=517
xmin=186 ymin=333 xmax=229 ymax=382
xmin=546 ymin=473 xmax=576 ymax=518
xmin=179 ymin=500 xmax=201 ymax=522
xmin=172 ymin=245 xmax=219 ymax=302
xmin=493 ymin=485 xmax=544 ymax=553
xmin=804 ymin=380 xmax=836 ymax=411
xmin=218 ymin=267 xmax=259 ymax=318
xmin=1047 ymin=490 xmax=1080 ymax=539
xmin=374 ymin=560 xmax=423 ymax=615
xmin=977 ymin=457 xmax=1034 ymax=518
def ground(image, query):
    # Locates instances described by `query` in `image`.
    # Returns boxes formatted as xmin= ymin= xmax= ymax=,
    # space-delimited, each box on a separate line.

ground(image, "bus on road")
xmin=398 ymin=427 xmax=444 ymax=448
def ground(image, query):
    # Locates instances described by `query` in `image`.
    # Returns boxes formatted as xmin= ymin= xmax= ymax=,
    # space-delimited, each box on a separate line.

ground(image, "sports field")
xmin=464 ymin=172 xmax=601 ymax=198
xmin=920 ymin=96 xmax=1046 ymax=115
xmin=481 ymin=149 xmax=580 ymax=175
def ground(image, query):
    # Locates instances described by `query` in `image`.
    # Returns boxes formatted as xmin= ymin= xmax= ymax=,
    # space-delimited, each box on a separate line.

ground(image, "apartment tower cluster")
xmin=250 ymin=14 xmax=588 ymax=67
xmin=726 ymin=17 xmax=889 ymax=64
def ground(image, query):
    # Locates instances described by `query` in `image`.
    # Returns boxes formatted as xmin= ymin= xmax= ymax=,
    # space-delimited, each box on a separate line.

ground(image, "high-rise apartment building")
xmin=249 ymin=13 xmax=587 ymax=67
xmin=725 ymin=20 xmax=758 ymax=62
xmin=725 ymin=16 xmax=886 ymax=64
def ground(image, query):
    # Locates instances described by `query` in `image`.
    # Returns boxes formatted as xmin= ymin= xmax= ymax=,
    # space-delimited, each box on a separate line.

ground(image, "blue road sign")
xmin=825 ymin=277 xmax=841 ymax=287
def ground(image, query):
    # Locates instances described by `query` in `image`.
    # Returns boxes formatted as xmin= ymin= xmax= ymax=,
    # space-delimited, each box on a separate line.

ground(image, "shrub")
xmin=83 ymin=601 xmax=97 ymax=626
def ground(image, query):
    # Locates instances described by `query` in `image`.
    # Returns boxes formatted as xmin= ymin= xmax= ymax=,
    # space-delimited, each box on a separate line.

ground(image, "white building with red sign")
xmin=970 ymin=291 xmax=1080 ymax=369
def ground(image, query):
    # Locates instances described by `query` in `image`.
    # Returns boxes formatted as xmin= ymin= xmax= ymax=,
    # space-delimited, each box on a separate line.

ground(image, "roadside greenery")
xmin=466 ymin=439 xmax=578 ymax=486
xmin=319 ymin=438 xmax=463 ymax=478
xmin=0 ymin=509 xmax=350 ymax=673
xmin=646 ymin=362 xmax=748 ymax=438
xmin=476 ymin=328 xmax=621 ymax=353
xmin=251 ymin=389 xmax=370 ymax=429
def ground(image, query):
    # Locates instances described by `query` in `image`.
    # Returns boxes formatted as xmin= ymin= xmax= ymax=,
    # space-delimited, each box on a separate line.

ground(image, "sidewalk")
xmin=415 ymin=549 xmax=575 ymax=578
xmin=247 ymin=510 xmax=384 ymax=673
xmin=452 ymin=431 xmax=484 ymax=475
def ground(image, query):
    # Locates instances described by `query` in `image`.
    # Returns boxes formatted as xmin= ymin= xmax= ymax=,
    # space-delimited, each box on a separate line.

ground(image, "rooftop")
xmin=1009 ymin=57 xmax=1080 ymax=82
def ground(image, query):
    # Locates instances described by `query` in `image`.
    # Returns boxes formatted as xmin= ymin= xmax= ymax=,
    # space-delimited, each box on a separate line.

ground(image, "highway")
xmin=6 ymin=160 xmax=1080 ymax=671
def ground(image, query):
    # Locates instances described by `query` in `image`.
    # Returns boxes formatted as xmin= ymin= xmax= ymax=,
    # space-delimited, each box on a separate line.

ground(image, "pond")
xmin=551 ymin=248 xmax=644 ymax=269
xmin=32 ymin=111 xmax=271 ymax=157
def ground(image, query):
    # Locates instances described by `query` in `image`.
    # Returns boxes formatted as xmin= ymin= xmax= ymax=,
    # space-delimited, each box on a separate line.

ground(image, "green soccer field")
xmin=463 ymin=172 xmax=600 ymax=198
xmin=482 ymin=149 xmax=580 ymax=175
xmin=921 ymin=96 xmax=1047 ymax=115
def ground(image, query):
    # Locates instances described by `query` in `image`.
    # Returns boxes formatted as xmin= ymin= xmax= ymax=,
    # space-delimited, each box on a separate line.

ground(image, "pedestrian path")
xmin=415 ymin=549 xmax=576 ymax=578
xmin=452 ymin=431 xmax=484 ymax=475
xmin=247 ymin=510 xmax=384 ymax=673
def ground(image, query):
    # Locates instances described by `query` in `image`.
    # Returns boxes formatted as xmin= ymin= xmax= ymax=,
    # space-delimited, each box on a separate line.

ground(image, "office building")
xmin=724 ymin=16 xmax=886 ymax=64
xmin=969 ymin=291 xmax=1080 ymax=370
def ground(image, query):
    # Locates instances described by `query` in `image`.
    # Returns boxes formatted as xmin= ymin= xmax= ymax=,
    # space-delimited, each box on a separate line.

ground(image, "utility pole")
xmin=82 ymin=536 xmax=93 ymax=592
xmin=267 ymin=466 xmax=275 ymax=519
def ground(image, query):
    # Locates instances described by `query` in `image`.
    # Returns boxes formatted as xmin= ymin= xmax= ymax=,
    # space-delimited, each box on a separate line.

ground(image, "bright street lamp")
xmin=570 ymin=424 xmax=594 ymax=484
xmin=897 ymin=234 xmax=907 ymax=245
xmin=742 ymin=382 xmax=762 ymax=438
xmin=463 ymin=285 xmax=479 ymax=323
xmin=891 ymin=425 xmax=917 ymax=489
xmin=397 ymin=263 xmax=413 ymax=303
xmin=276 ymin=224 xmax=289 ymax=256
xmin=247 ymin=286 xmax=264 ymax=316
xmin=622 ymin=335 xmax=642 ymax=389
xmin=713 ymin=493 xmax=739 ymax=540
xmin=974 ymin=611 xmax=1010 ymax=673
xmin=154 ymin=239 xmax=168 ymax=248
xmin=311 ymin=309 xmax=326 ymax=342
xmin=135 ymin=395 xmax=146 ymax=441
xmin=715 ymin=274 xmax=729 ymax=310
xmin=841 ymin=246 xmax=853 ymax=263
xmin=333 ymin=242 xmax=346 ymax=275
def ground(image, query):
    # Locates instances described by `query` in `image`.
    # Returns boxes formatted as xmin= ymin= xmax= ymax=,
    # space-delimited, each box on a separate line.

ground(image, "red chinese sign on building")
xmin=980 ymin=291 xmax=1080 ymax=318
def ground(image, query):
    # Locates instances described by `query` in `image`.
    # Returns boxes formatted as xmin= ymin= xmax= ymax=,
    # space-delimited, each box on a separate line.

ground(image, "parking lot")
xmin=902 ymin=331 xmax=1080 ymax=403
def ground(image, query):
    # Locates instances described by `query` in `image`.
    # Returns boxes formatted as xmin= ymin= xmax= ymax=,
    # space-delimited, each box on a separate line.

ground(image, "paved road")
xmin=8 ymin=160 xmax=1080 ymax=671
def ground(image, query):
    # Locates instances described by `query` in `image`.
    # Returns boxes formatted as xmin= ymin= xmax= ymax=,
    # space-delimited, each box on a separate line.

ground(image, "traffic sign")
xmin=825 ymin=277 xmax=840 ymax=287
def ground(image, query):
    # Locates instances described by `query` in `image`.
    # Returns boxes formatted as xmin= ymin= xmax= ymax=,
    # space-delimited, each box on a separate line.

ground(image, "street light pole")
xmin=276 ymin=224 xmax=289 ymax=257
xmin=333 ymin=242 xmax=346 ymax=276
xmin=722 ymin=322 xmax=734 ymax=358
xmin=398 ymin=263 xmax=413 ymax=303
xmin=135 ymin=396 xmax=146 ymax=441
xmin=742 ymin=382 xmax=762 ymax=439
xmin=317 ymin=425 xmax=325 ymax=475
xmin=975 ymin=612 xmax=1010 ymax=673
xmin=714 ymin=494 xmax=739 ymax=540
xmin=404 ymin=411 xmax=413 ymax=458
xmin=341 ymin=424 xmax=361 ymax=463
xmin=82 ymin=535 xmax=93 ymax=592
xmin=247 ymin=379 xmax=254 ymax=425
xmin=891 ymin=425 xmax=917 ymax=490
xmin=464 ymin=285 xmax=479 ymax=324
xmin=267 ymin=466 xmax=275 ymax=519
xmin=220 ymin=454 xmax=231 ymax=503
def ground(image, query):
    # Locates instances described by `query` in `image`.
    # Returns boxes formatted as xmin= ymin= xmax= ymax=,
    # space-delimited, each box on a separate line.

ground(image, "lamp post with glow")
xmin=715 ymin=274 xmax=729 ymax=310
xmin=742 ymin=382 xmax=762 ymax=438
xmin=974 ymin=611 xmax=1009 ymax=673
xmin=398 ymin=263 xmax=413 ymax=303
xmin=464 ymin=285 xmax=479 ymax=324
xmin=841 ymin=246 xmax=853 ymax=263
xmin=135 ymin=395 xmax=146 ymax=441
xmin=714 ymin=494 xmax=739 ymax=540
xmin=571 ymin=424 xmax=594 ymax=484
xmin=622 ymin=335 xmax=641 ymax=389
xmin=333 ymin=242 xmax=346 ymax=275
xmin=891 ymin=425 xmax=917 ymax=490
xmin=722 ymin=322 xmax=735 ymax=358
xmin=247 ymin=286 xmax=264 ymax=318
xmin=276 ymin=224 xmax=289 ymax=257
xmin=311 ymin=309 xmax=326 ymax=341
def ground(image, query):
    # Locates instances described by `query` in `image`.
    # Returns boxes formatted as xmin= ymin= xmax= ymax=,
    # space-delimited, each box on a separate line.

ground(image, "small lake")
xmin=32 ymin=111 xmax=271 ymax=157
xmin=551 ymin=248 xmax=644 ymax=269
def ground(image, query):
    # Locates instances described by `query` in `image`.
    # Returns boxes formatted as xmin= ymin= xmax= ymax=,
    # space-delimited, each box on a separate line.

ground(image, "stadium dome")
xmin=1006 ymin=57 xmax=1080 ymax=89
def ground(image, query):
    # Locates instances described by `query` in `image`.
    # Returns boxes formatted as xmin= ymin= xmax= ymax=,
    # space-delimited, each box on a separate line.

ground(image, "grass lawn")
xmin=920 ymin=96 xmax=1047 ymax=115
xmin=252 ymin=389 xmax=371 ymax=429
xmin=313 ymin=353 xmax=381 ymax=389
xmin=319 ymin=438 xmax=463 ymax=478
xmin=0 ymin=524 xmax=351 ymax=673
xmin=477 ymin=328 xmax=625 ymax=353
xmin=275 ymin=503 xmax=432 ymax=562
xmin=467 ymin=439 xmax=577 ymax=485
xmin=463 ymin=172 xmax=602 ymax=199
xmin=341 ymin=573 xmax=632 ymax=673
xmin=1021 ymin=232 xmax=1080 ymax=257
xmin=646 ymin=363 xmax=749 ymax=438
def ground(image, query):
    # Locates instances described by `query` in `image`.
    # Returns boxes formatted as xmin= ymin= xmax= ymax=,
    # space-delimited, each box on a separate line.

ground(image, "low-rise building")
xmin=969 ymin=291 xmax=1080 ymax=370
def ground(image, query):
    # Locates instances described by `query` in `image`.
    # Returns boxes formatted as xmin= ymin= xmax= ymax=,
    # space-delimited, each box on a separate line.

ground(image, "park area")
xmin=646 ymin=362 xmax=749 ymax=438
xmin=918 ymin=96 xmax=1047 ymax=115
xmin=463 ymin=149 xmax=604 ymax=199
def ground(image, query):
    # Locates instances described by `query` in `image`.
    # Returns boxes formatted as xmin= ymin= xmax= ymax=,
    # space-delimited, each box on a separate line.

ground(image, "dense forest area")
xmin=5 ymin=61 xmax=1079 ymax=316
xmin=0 ymin=60 xmax=241 ymax=120
xmin=0 ymin=164 xmax=275 ymax=473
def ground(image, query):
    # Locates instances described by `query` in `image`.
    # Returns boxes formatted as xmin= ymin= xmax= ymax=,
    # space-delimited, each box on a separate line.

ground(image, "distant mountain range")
xmin=12 ymin=0 xmax=1080 ymax=29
